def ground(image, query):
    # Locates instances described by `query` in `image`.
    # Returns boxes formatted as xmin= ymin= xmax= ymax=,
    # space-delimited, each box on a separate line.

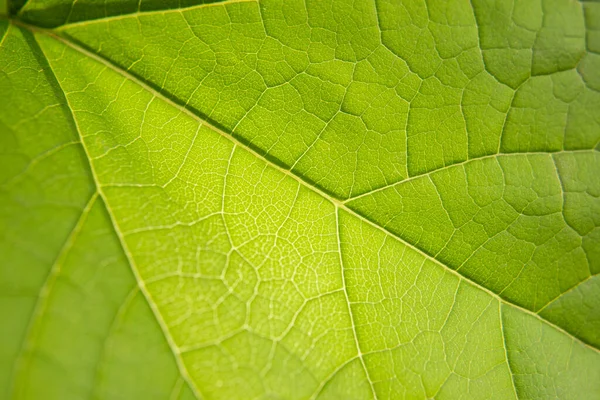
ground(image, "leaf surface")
xmin=1 ymin=0 xmax=600 ymax=399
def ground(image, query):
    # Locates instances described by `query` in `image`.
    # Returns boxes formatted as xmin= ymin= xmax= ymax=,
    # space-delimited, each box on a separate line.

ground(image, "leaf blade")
xmin=2 ymin=0 xmax=600 ymax=398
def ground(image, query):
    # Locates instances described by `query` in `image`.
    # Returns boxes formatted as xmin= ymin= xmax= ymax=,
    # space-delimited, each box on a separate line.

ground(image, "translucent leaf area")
xmin=1 ymin=0 xmax=599 ymax=399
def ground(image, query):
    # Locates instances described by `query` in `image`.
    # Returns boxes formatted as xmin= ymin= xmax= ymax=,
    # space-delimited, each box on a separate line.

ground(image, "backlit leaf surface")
xmin=1 ymin=0 xmax=599 ymax=398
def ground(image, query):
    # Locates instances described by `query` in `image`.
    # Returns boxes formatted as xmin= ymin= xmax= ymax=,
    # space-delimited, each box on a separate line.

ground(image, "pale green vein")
xmin=537 ymin=273 xmax=599 ymax=315
xmin=90 ymin=286 xmax=139 ymax=399
xmin=335 ymin=206 xmax=377 ymax=400
xmin=9 ymin=191 xmax=98 ymax=398
xmin=0 ymin=20 xmax=11 ymax=46
xmin=308 ymin=355 xmax=359 ymax=400
xmin=4 ymin=140 xmax=80 ymax=186
xmin=345 ymin=149 xmax=598 ymax=203
xmin=551 ymin=153 xmax=586 ymax=264
xmin=499 ymin=303 xmax=520 ymax=400
xmin=169 ymin=377 xmax=186 ymax=400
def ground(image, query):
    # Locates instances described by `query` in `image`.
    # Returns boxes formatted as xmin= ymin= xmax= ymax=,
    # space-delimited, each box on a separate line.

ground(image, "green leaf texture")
xmin=1 ymin=0 xmax=599 ymax=398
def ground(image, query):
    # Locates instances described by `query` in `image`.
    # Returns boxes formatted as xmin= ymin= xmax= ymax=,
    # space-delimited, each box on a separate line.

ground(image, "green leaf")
xmin=1 ymin=0 xmax=599 ymax=399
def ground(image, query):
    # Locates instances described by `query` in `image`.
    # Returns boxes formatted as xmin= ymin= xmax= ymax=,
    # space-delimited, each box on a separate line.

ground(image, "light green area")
xmin=1 ymin=0 xmax=599 ymax=399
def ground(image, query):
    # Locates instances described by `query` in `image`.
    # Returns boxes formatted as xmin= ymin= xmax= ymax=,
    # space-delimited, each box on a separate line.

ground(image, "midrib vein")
xmin=32 ymin=31 xmax=205 ymax=400
xmin=15 ymin=19 xmax=600 ymax=357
